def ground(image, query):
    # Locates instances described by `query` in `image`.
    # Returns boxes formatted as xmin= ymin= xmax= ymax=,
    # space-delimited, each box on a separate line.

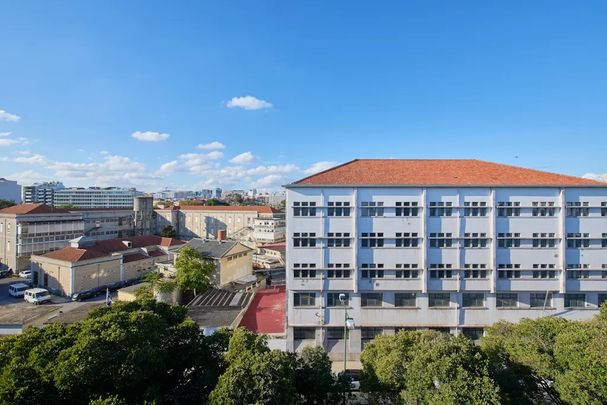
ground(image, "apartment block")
xmin=22 ymin=181 xmax=65 ymax=204
xmin=285 ymin=159 xmax=607 ymax=361
xmin=53 ymin=187 xmax=143 ymax=208
xmin=0 ymin=178 xmax=21 ymax=203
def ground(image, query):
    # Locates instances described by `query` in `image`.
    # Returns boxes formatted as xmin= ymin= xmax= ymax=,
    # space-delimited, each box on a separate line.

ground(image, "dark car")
xmin=0 ymin=268 xmax=11 ymax=278
xmin=71 ymin=288 xmax=101 ymax=302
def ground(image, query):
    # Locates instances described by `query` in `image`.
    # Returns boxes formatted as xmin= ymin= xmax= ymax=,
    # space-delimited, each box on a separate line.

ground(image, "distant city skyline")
xmin=1 ymin=1 xmax=606 ymax=192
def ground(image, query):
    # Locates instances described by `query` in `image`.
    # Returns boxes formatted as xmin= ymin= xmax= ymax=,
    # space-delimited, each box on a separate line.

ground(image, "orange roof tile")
xmin=291 ymin=159 xmax=605 ymax=187
xmin=0 ymin=203 xmax=73 ymax=215
xmin=42 ymin=247 xmax=109 ymax=263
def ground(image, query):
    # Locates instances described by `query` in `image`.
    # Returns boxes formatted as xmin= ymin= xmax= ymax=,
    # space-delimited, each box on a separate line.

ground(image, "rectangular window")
xmin=497 ymin=201 xmax=521 ymax=217
xmin=603 ymin=233 xmax=607 ymax=248
xmin=361 ymin=201 xmax=384 ymax=217
xmin=394 ymin=292 xmax=417 ymax=307
xmin=293 ymin=292 xmax=315 ymax=307
xmin=464 ymin=201 xmax=488 ymax=217
xmin=429 ymin=201 xmax=453 ymax=217
xmin=497 ymin=233 xmax=521 ymax=248
xmin=567 ymin=264 xmax=590 ymax=279
xmin=326 ymin=327 xmax=345 ymax=340
xmin=361 ymin=328 xmax=383 ymax=347
xmin=395 ymin=263 xmax=419 ymax=278
xmin=498 ymin=264 xmax=521 ymax=279
xmin=530 ymin=292 xmax=553 ymax=308
xmin=429 ymin=293 xmax=451 ymax=307
xmin=328 ymin=201 xmax=351 ymax=217
xmin=361 ymin=232 xmax=384 ymax=248
xmin=462 ymin=328 xmax=484 ymax=340
xmin=395 ymin=201 xmax=419 ymax=217
xmin=293 ymin=263 xmax=317 ymax=278
xmin=532 ymin=201 xmax=556 ymax=216
xmin=293 ymin=232 xmax=317 ymax=247
xmin=532 ymin=233 xmax=557 ymax=248
xmin=464 ymin=232 xmax=488 ymax=248
xmin=496 ymin=293 xmax=518 ymax=308
xmin=395 ymin=232 xmax=419 ymax=247
xmin=464 ymin=264 xmax=488 ymax=279
xmin=429 ymin=232 xmax=453 ymax=248
xmin=567 ymin=233 xmax=590 ymax=248
xmin=361 ymin=263 xmax=384 ymax=278
xmin=293 ymin=327 xmax=316 ymax=340
xmin=566 ymin=202 xmax=589 ymax=217
xmin=564 ymin=294 xmax=586 ymax=308
xmin=462 ymin=293 xmax=485 ymax=308
xmin=532 ymin=264 xmax=557 ymax=279
xmin=429 ymin=264 xmax=453 ymax=279
xmin=361 ymin=293 xmax=383 ymax=307
xmin=327 ymin=232 xmax=351 ymax=248
xmin=327 ymin=292 xmax=349 ymax=307
xmin=327 ymin=263 xmax=351 ymax=278
xmin=293 ymin=202 xmax=316 ymax=217
xmin=602 ymin=202 xmax=607 ymax=217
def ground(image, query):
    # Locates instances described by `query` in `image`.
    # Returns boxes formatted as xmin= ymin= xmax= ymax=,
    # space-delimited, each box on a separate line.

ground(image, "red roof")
xmin=122 ymin=253 xmax=149 ymax=263
xmin=260 ymin=242 xmax=286 ymax=252
xmin=239 ymin=286 xmax=285 ymax=334
xmin=0 ymin=203 xmax=73 ymax=215
xmin=42 ymin=247 xmax=109 ymax=263
xmin=291 ymin=159 xmax=605 ymax=187
xmin=148 ymin=250 xmax=167 ymax=257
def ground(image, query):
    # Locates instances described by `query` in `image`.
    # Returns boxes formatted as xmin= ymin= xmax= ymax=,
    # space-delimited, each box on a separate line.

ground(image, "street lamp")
xmin=339 ymin=293 xmax=355 ymax=403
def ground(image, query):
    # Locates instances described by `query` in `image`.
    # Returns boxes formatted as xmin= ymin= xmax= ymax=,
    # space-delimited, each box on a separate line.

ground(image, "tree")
xmin=205 ymin=198 xmax=228 ymax=206
xmin=57 ymin=203 xmax=77 ymax=209
xmin=160 ymin=225 xmax=176 ymax=238
xmin=0 ymin=199 xmax=15 ymax=209
xmin=174 ymin=246 xmax=214 ymax=296
xmin=361 ymin=330 xmax=501 ymax=405
xmin=296 ymin=346 xmax=342 ymax=404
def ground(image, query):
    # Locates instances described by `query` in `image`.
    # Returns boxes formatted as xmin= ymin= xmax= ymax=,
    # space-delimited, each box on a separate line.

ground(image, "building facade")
xmin=0 ymin=178 xmax=21 ymax=203
xmin=186 ymin=238 xmax=254 ymax=286
xmin=285 ymin=159 xmax=607 ymax=361
xmin=53 ymin=187 xmax=143 ymax=208
xmin=22 ymin=181 xmax=65 ymax=204
xmin=253 ymin=215 xmax=286 ymax=244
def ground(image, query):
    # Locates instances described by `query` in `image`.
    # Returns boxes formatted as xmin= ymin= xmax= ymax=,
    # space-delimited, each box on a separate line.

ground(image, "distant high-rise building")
xmin=22 ymin=181 xmax=65 ymax=204
xmin=200 ymin=189 xmax=213 ymax=199
xmin=214 ymin=187 xmax=222 ymax=199
xmin=0 ymin=178 xmax=21 ymax=203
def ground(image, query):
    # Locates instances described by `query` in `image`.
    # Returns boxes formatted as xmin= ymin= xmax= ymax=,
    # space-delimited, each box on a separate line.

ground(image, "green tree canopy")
xmin=160 ymin=225 xmax=176 ymax=238
xmin=174 ymin=245 xmax=214 ymax=296
xmin=0 ymin=199 xmax=16 ymax=209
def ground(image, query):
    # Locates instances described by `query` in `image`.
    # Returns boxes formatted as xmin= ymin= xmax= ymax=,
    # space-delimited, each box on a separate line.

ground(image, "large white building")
xmin=54 ymin=187 xmax=143 ymax=208
xmin=285 ymin=159 xmax=607 ymax=361
xmin=22 ymin=181 xmax=65 ymax=204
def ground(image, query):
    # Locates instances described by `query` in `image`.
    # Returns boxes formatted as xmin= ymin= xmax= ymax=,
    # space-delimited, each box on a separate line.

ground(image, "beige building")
xmin=186 ymin=238 xmax=254 ymax=286
xmin=0 ymin=204 xmax=84 ymax=273
xmin=30 ymin=235 xmax=184 ymax=297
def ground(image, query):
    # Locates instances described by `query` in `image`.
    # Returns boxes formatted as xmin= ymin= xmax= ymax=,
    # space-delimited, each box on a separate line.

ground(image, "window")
xmin=395 ymin=232 xmax=418 ymax=247
xmin=294 ymin=327 xmax=315 ymax=340
xmin=532 ymin=201 xmax=556 ymax=216
xmin=396 ymin=201 xmax=419 ymax=216
xmin=498 ymin=264 xmax=521 ymax=278
xmin=602 ymin=202 xmax=607 ymax=217
xmin=361 ymin=232 xmax=384 ymax=248
xmin=464 ymin=232 xmax=488 ymax=248
xmin=567 ymin=264 xmax=590 ymax=279
xmin=462 ymin=293 xmax=485 ymax=308
xmin=532 ymin=264 xmax=557 ymax=279
xmin=496 ymin=293 xmax=518 ymax=308
xmin=530 ymin=292 xmax=553 ymax=308
xmin=293 ymin=263 xmax=317 ymax=278
xmin=429 ymin=293 xmax=450 ymax=307
xmin=328 ymin=201 xmax=351 ymax=216
xmin=395 ymin=292 xmax=417 ymax=307
xmin=464 ymin=264 xmax=488 ymax=279
xmin=429 ymin=233 xmax=453 ymax=248
xmin=361 ymin=201 xmax=384 ymax=217
xmin=395 ymin=264 xmax=419 ymax=278
xmin=566 ymin=202 xmax=589 ymax=217
xmin=361 ymin=293 xmax=383 ymax=307
xmin=326 ymin=327 xmax=344 ymax=340
xmin=327 ymin=232 xmax=351 ymax=247
xmin=293 ymin=232 xmax=316 ymax=247
xmin=567 ymin=233 xmax=590 ymax=248
xmin=497 ymin=201 xmax=520 ymax=216
xmin=498 ymin=233 xmax=521 ymax=248
xmin=429 ymin=264 xmax=453 ymax=279
xmin=293 ymin=202 xmax=316 ymax=216
xmin=327 ymin=292 xmax=349 ymax=307
xmin=361 ymin=263 xmax=384 ymax=278
xmin=429 ymin=202 xmax=453 ymax=217
xmin=603 ymin=233 xmax=607 ymax=248
xmin=361 ymin=328 xmax=383 ymax=346
xmin=464 ymin=201 xmax=487 ymax=216
xmin=462 ymin=328 xmax=484 ymax=340
xmin=532 ymin=233 xmax=557 ymax=248
xmin=327 ymin=263 xmax=351 ymax=278
xmin=564 ymin=294 xmax=586 ymax=308
xmin=294 ymin=292 xmax=315 ymax=307
xmin=599 ymin=294 xmax=607 ymax=307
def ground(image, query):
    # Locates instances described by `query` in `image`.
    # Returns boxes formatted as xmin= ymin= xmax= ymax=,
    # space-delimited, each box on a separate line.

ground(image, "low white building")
xmin=285 ymin=159 xmax=607 ymax=361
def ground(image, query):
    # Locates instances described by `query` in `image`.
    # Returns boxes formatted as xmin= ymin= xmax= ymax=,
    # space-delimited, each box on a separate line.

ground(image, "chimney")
xmin=217 ymin=229 xmax=227 ymax=241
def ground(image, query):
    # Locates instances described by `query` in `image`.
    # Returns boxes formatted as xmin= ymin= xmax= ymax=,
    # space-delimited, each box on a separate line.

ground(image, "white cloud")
xmin=131 ymin=131 xmax=170 ymax=142
xmin=252 ymin=174 xmax=285 ymax=188
xmin=246 ymin=164 xmax=299 ymax=176
xmin=206 ymin=150 xmax=224 ymax=160
xmin=197 ymin=141 xmax=225 ymax=150
xmin=304 ymin=161 xmax=338 ymax=175
xmin=226 ymin=96 xmax=273 ymax=110
xmin=582 ymin=173 xmax=607 ymax=182
xmin=230 ymin=151 xmax=258 ymax=165
xmin=0 ymin=109 xmax=21 ymax=122
xmin=0 ymin=132 xmax=28 ymax=147
xmin=157 ymin=160 xmax=179 ymax=175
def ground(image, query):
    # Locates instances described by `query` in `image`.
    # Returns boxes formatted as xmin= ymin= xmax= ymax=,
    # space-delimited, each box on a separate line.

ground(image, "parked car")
xmin=24 ymin=288 xmax=52 ymax=305
xmin=342 ymin=370 xmax=361 ymax=391
xmin=71 ymin=288 xmax=101 ymax=302
xmin=8 ymin=283 xmax=31 ymax=298
xmin=18 ymin=270 xmax=32 ymax=279
xmin=0 ymin=268 xmax=11 ymax=278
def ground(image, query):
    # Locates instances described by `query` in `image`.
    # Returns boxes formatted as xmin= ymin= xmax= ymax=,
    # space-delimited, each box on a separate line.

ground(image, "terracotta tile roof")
xmin=147 ymin=250 xmax=167 ymax=257
xmin=291 ymin=159 xmax=605 ymax=187
xmin=260 ymin=242 xmax=286 ymax=252
xmin=0 ymin=203 xmax=73 ymax=215
xmin=178 ymin=205 xmax=279 ymax=214
xmin=122 ymin=253 xmax=149 ymax=263
xmin=42 ymin=247 xmax=109 ymax=263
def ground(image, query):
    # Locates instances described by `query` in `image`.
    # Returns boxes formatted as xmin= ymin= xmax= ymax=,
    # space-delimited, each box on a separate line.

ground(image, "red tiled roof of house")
xmin=291 ymin=159 xmax=605 ymax=187
xmin=260 ymin=242 xmax=286 ymax=252
xmin=0 ymin=203 xmax=73 ymax=215
xmin=42 ymin=247 xmax=109 ymax=263
xmin=122 ymin=253 xmax=149 ymax=263
xmin=147 ymin=250 xmax=167 ymax=257
xmin=177 ymin=205 xmax=279 ymax=213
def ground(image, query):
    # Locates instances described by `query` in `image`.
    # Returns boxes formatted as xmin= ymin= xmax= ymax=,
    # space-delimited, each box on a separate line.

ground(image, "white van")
xmin=24 ymin=288 xmax=52 ymax=305
xmin=8 ymin=283 xmax=30 ymax=298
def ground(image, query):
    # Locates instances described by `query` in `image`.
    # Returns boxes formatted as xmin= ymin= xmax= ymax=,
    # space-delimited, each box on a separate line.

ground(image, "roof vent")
xmin=122 ymin=240 xmax=133 ymax=248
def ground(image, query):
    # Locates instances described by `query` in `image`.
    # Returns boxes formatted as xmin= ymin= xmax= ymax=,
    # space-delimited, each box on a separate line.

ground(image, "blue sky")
xmin=1 ymin=1 xmax=606 ymax=192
